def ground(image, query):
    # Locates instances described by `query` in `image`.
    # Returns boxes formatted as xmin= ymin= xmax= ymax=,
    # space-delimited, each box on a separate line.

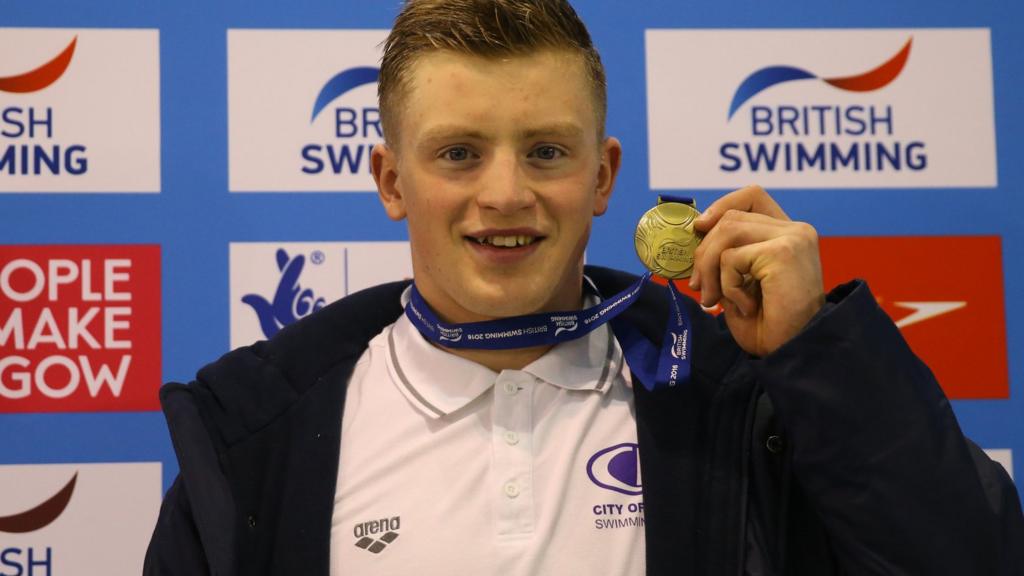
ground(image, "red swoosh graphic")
xmin=0 ymin=36 xmax=77 ymax=93
xmin=0 ymin=472 xmax=77 ymax=533
xmin=824 ymin=37 xmax=912 ymax=92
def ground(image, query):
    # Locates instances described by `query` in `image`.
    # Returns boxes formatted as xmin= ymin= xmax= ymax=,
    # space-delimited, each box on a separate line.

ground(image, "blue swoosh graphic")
xmin=310 ymin=66 xmax=380 ymax=122
xmin=728 ymin=65 xmax=816 ymax=120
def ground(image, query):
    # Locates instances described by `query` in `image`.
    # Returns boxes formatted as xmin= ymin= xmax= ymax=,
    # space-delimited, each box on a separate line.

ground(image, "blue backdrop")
xmin=2 ymin=0 xmax=1021 ymax=504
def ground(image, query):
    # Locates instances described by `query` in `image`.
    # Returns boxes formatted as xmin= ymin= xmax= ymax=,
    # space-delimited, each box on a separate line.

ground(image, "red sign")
xmin=669 ymin=235 xmax=1007 ymax=400
xmin=820 ymin=236 xmax=1007 ymax=399
xmin=0 ymin=245 xmax=161 ymax=412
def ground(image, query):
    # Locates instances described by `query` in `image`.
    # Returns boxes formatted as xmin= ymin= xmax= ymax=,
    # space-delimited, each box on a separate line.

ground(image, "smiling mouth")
xmin=469 ymin=234 xmax=541 ymax=248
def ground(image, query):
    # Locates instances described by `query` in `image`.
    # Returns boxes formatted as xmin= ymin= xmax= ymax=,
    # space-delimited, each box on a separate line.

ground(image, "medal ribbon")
xmin=404 ymin=274 xmax=692 ymax=391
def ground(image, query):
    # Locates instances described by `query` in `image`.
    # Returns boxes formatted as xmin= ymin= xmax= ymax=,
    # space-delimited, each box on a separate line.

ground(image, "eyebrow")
xmin=417 ymin=121 xmax=584 ymax=144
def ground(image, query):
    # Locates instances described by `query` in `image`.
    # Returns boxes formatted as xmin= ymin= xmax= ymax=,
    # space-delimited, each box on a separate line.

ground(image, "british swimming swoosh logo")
xmin=728 ymin=37 xmax=912 ymax=119
xmin=310 ymin=66 xmax=379 ymax=122
xmin=0 ymin=473 xmax=77 ymax=533
xmin=0 ymin=37 xmax=77 ymax=93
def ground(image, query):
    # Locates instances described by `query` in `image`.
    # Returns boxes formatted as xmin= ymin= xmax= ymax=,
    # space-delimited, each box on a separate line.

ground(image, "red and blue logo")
xmin=0 ymin=37 xmax=77 ymax=94
xmin=728 ymin=37 xmax=911 ymax=119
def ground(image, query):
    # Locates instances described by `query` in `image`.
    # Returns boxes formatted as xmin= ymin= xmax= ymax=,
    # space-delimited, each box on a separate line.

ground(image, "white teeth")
xmin=477 ymin=235 xmax=536 ymax=247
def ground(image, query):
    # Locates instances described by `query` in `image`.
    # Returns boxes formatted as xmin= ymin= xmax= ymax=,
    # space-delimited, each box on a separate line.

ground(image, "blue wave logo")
xmin=242 ymin=248 xmax=327 ymax=339
xmin=586 ymin=443 xmax=642 ymax=495
xmin=310 ymin=66 xmax=379 ymax=122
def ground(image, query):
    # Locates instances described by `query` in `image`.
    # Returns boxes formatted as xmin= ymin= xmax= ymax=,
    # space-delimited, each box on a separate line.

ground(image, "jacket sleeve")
xmin=753 ymin=280 xmax=1024 ymax=576
xmin=144 ymin=476 xmax=212 ymax=576
xmin=143 ymin=382 xmax=237 ymax=576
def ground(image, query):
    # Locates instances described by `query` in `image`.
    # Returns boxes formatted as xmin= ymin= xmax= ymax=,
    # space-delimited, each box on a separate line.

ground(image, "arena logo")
xmin=228 ymin=30 xmax=387 ymax=192
xmin=0 ymin=463 xmax=160 ymax=576
xmin=646 ymin=29 xmax=996 ymax=188
xmin=0 ymin=245 xmax=161 ymax=413
xmin=0 ymin=28 xmax=160 ymax=193
xmin=230 ymin=241 xmax=412 ymax=349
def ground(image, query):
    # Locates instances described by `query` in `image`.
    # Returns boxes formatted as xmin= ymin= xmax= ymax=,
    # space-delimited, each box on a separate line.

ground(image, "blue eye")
xmin=531 ymin=145 xmax=563 ymax=160
xmin=443 ymin=147 xmax=471 ymax=161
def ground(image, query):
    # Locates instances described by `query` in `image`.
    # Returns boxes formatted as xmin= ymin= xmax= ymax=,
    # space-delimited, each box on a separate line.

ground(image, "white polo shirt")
xmin=330 ymin=292 xmax=645 ymax=576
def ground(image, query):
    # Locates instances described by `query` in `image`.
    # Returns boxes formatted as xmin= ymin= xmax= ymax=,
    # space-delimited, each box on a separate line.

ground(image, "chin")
xmin=460 ymin=276 xmax=564 ymax=319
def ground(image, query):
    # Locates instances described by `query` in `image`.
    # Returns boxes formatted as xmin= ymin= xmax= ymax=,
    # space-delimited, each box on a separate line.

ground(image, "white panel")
xmin=0 ymin=462 xmax=161 ymax=575
xmin=646 ymin=29 xmax=996 ymax=189
xmin=228 ymin=29 xmax=388 ymax=192
xmin=229 ymin=241 xmax=412 ymax=348
xmin=0 ymin=29 xmax=161 ymax=192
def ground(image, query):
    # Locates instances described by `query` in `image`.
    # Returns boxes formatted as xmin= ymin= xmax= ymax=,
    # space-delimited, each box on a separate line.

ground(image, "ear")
xmin=371 ymin=143 xmax=407 ymax=221
xmin=593 ymin=136 xmax=622 ymax=216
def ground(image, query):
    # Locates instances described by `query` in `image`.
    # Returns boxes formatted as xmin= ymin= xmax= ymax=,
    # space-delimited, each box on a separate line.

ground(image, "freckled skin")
xmin=371 ymin=50 xmax=621 ymax=370
xmin=373 ymin=50 xmax=621 ymax=323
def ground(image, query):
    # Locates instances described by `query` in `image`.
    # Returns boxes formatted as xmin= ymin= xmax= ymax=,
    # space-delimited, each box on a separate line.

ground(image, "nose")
xmin=476 ymin=149 xmax=536 ymax=214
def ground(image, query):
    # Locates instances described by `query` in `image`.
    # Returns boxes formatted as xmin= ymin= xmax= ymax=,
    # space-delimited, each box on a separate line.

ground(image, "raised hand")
xmin=690 ymin=185 xmax=825 ymax=357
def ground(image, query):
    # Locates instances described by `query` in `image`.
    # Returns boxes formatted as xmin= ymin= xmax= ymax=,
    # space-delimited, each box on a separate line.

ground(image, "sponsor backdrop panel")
xmin=0 ymin=462 xmax=161 ymax=575
xmin=0 ymin=28 xmax=161 ymax=193
xmin=1 ymin=0 xmax=1022 ymax=563
xmin=646 ymin=29 xmax=997 ymax=189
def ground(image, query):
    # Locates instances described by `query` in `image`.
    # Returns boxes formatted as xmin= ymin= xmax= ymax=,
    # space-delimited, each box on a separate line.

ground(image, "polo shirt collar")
xmin=386 ymin=288 xmax=624 ymax=420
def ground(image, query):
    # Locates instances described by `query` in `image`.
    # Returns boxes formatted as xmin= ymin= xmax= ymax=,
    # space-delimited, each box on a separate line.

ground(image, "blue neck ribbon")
xmin=404 ymin=273 xmax=692 ymax=392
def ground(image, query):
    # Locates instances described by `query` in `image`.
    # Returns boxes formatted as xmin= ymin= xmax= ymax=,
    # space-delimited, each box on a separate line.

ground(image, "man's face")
xmin=372 ymin=49 xmax=621 ymax=323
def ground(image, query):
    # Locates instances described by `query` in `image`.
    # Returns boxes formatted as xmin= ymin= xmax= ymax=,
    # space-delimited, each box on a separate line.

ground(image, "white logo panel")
xmin=646 ymin=29 xmax=996 ymax=189
xmin=0 ymin=462 xmax=161 ymax=575
xmin=985 ymin=449 xmax=1014 ymax=482
xmin=0 ymin=28 xmax=160 ymax=193
xmin=229 ymin=241 xmax=412 ymax=348
xmin=228 ymin=29 xmax=388 ymax=192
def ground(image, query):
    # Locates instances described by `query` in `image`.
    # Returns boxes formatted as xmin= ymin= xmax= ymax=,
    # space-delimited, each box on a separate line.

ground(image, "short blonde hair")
xmin=378 ymin=0 xmax=607 ymax=143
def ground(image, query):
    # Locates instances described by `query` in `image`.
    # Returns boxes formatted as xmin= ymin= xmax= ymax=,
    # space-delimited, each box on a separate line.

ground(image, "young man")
xmin=145 ymin=1 xmax=1024 ymax=575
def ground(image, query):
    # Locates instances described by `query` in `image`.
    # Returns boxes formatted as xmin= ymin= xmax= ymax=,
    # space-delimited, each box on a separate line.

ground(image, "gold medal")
xmin=634 ymin=197 xmax=702 ymax=279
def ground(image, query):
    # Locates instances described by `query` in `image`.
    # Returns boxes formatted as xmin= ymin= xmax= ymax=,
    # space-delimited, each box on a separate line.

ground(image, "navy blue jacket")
xmin=144 ymin=266 xmax=1024 ymax=575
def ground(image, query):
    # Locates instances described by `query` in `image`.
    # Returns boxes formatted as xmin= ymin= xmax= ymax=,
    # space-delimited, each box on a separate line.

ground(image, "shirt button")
xmin=502 ymin=381 xmax=518 ymax=395
xmin=503 ymin=431 xmax=519 ymax=445
xmin=503 ymin=482 xmax=520 ymax=498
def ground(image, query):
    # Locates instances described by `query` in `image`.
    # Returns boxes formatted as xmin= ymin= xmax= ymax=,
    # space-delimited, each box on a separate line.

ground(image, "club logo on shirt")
xmin=587 ymin=443 xmax=642 ymax=496
xmin=353 ymin=515 xmax=401 ymax=554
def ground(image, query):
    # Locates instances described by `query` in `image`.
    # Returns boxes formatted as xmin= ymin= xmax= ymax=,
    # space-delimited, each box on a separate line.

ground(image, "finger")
xmin=694 ymin=184 xmax=789 ymax=233
xmin=693 ymin=212 xmax=791 ymax=305
xmin=720 ymin=245 xmax=760 ymax=317
xmin=694 ymin=210 xmax=790 ymax=271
